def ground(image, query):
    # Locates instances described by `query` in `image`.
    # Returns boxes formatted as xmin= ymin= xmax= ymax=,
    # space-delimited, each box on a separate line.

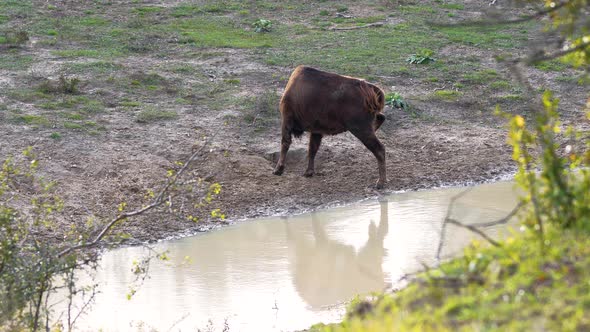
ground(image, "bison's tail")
xmin=359 ymin=81 xmax=385 ymax=115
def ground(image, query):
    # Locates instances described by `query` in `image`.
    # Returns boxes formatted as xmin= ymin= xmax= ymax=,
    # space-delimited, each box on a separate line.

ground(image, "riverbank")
xmin=312 ymin=227 xmax=590 ymax=331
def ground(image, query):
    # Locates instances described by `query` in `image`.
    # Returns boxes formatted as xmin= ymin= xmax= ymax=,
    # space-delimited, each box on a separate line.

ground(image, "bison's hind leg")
xmin=350 ymin=129 xmax=386 ymax=189
xmin=304 ymin=133 xmax=323 ymax=177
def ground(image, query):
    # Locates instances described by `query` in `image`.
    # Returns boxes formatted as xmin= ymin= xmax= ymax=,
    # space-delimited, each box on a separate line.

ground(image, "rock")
xmin=264 ymin=147 xmax=307 ymax=164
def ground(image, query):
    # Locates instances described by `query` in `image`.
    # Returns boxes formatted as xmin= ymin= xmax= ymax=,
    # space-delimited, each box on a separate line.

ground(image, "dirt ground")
xmin=0 ymin=0 xmax=588 ymax=244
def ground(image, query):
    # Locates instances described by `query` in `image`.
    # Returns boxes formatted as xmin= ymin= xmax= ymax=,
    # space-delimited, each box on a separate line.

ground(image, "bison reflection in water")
xmin=273 ymin=66 xmax=387 ymax=188
xmin=286 ymin=200 xmax=389 ymax=307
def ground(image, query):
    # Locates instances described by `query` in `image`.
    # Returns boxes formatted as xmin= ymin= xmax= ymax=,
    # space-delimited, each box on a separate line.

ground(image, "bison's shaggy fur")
xmin=273 ymin=66 xmax=387 ymax=188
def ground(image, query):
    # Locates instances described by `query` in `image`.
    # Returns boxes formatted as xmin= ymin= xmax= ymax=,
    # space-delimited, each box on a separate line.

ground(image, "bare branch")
xmin=69 ymin=285 xmax=97 ymax=332
xmin=436 ymin=188 xmax=523 ymax=260
xmin=57 ymin=138 xmax=211 ymax=258
xmin=166 ymin=313 xmax=191 ymax=332
xmin=431 ymin=1 xmax=569 ymax=27
xmin=469 ymin=202 xmax=523 ymax=228
xmin=522 ymin=41 xmax=590 ymax=65
xmin=446 ymin=218 xmax=502 ymax=247
xmin=436 ymin=187 xmax=473 ymax=260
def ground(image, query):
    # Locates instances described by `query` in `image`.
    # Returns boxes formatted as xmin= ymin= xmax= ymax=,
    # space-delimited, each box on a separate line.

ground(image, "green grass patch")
xmin=172 ymin=17 xmax=274 ymax=48
xmin=7 ymin=88 xmax=50 ymax=103
xmin=439 ymin=3 xmax=464 ymax=10
xmin=12 ymin=114 xmax=51 ymax=126
xmin=133 ymin=6 xmax=163 ymax=16
xmin=533 ymin=59 xmax=569 ymax=72
xmin=499 ymin=94 xmax=523 ymax=101
xmin=399 ymin=5 xmax=437 ymax=14
xmin=81 ymin=99 xmax=105 ymax=113
xmin=120 ymin=101 xmax=142 ymax=107
xmin=489 ymin=80 xmax=512 ymax=90
xmin=63 ymin=122 xmax=83 ymax=130
xmin=0 ymin=0 xmax=33 ymax=20
xmin=0 ymin=53 xmax=33 ymax=70
xmin=136 ymin=108 xmax=178 ymax=123
xmin=62 ymin=121 xmax=105 ymax=132
xmin=77 ymin=16 xmax=111 ymax=27
xmin=60 ymin=112 xmax=84 ymax=120
xmin=52 ymin=49 xmax=102 ymax=58
xmin=171 ymin=2 xmax=243 ymax=17
xmin=38 ymin=96 xmax=104 ymax=115
xmin=168 ymin=64 xmax=198 ymax=74
xmin=432 ymin=89 xmax=462 ymax=100
xmin=265 ymin=22 xmax=443 ymax=77
xmin=224 ymin=78 xmax=241 ymax=85
xmin=66 ymin=61 xmax=122 ymax=74
xmin=463 ymin=69 xmax=499 ymax=84
xmin=440 ymin=24 xmax=528 ymax=48
xmin=330 ymin=15 xmax=385 ymax=25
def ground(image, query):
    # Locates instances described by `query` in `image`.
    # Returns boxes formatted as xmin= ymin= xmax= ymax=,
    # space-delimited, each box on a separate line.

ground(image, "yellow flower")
xmin=514 ymin=115 xmax=525 ymax=128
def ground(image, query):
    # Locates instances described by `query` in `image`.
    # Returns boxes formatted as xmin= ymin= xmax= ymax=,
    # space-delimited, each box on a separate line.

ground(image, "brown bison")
xmin=272 ymin=66 xmax=387 ymax=188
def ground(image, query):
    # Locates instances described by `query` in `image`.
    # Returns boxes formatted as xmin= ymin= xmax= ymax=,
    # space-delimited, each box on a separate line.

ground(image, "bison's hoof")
xmin=303 ymin=170 xmax=314 ymax=177
xmin=374 ymin=181 xmax=385 ymax=190
xmin=273 ymin=166 xmax=284 ymax=176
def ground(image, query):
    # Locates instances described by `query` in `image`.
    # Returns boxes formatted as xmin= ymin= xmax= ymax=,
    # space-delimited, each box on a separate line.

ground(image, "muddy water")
xmin=62 ymin=181 xmax=519 ymax=332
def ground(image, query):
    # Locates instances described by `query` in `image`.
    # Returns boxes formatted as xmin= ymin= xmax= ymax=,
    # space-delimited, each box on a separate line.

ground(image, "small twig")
xmin=470 ymin=202 xmax=523 ymax=228
xmin=433 ymin=1 xmax=569 ymax=27
xmin=57 ymin=138 xmax=211 ymax=258
xmin=69 ymin=287 xmax=97 ymax=331
xmin=446 ymin=218 xmax=502 ymax=247
xmin=436 ymin=187 xmax=474 ymax=260
xmin=522 ymin=41 xmax=590 ymax=65
xmin=166 ymin=313 xmax=191 ymax=332
xmin=433 ymin=85 xmax=447 ymax=92
xmin=335 ymin=13 xmax=353 ymax=19
xmin=328 ymin=22 xmax=385 ymax=31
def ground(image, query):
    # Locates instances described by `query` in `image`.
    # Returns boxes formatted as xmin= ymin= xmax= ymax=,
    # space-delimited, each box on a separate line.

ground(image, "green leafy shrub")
xmin=253 ymin=19 xmax=272 ymax=33
xmin=505 ymin=91 xmax=590 ymax=232
xmin=406 ymin=49 xmax=436 ymax=64
xmin=385 ymin=92 xmax=409 ymax=110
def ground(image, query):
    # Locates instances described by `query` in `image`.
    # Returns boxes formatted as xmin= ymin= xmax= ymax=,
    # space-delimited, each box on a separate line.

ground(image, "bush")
xmin=384 ymin=92 xmax=409 ymax=110
xmin=406 ymin=49 xmax=436 ymax=64
xmin=253 ymin=19 xmax=272 ymax=33
xmin=505 ymin=91 xmax=590 ymax=233
xmin=0 ymin=145 xmax=222 ymax=330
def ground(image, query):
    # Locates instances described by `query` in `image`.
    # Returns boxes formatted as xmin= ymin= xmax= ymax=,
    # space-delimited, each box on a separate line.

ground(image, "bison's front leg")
xmin=351 ymin=131 xmax=386 ymax=189
xmin=273 ymin=127 xmax=292 ymax=175
xmin=304 ymin=133 xmax=323 ymax=177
